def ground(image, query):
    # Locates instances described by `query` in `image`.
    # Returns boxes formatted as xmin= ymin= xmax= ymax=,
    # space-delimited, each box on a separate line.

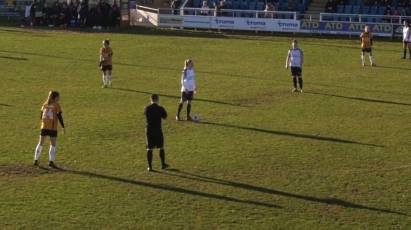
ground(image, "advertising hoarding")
xmin=300 ymin=21 xmax=393 ymax=37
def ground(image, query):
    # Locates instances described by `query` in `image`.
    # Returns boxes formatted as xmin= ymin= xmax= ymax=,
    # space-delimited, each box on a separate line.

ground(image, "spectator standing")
xmin=30 ymin=0 xmax=37 ymax=26
xmin=264 ymin=3 xmax=275 ymax=18
xmin=287 ymin=0 xmax=297 ymax=11
xmin=112 ymin=1 xmax=121 ymax=27
xmin=79 ymin=0 xmax=88 ymax=27
xmin=200 ymin=0 xmax=209 ymax=15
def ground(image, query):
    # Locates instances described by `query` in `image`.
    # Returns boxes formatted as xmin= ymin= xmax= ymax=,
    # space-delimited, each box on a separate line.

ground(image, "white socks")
xmin=361 ymin=54 xmax=375 ymax=66
xmin=49 ymin=145 xmax=56 ymax=162
xmin=34 ymin=144 xmax=56 ymax=162
xmin=102 ymin=72 xmax=112 ymax=86
xmin=102 ymin=73 xmax=107 ymax=86
xmin=369 ymin=55 xmax=375 ymax=65
xmin=108 ymin=74 xmax=112 ymax=86
xmin=34 ymin=144 xmax=43 ymax=161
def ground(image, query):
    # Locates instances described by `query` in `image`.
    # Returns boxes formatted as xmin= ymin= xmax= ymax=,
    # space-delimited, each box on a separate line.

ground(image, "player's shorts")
xmin=181 ymin=91 xmax=194 ymax=102
xmin=362 ymin=48 xmax=372 ymax=53
xmin=101 ymin=65 xmax=112 ymax=71
xmin=403 ymin=41 xmax=410 ymax=46
xmin=40 ymin=129 xmax=57 ymax=138
xmin=146 ymin=131 xmax=164 ymax=150
xmin=290 ymin=67 xmax=302 ymax=77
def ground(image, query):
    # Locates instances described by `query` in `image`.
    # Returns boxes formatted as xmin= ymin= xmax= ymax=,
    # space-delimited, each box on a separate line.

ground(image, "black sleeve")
xmin=162 ymin=107 xmax=167 ymax=119
xmin=57 ymin=112 xmax=65 ymax=128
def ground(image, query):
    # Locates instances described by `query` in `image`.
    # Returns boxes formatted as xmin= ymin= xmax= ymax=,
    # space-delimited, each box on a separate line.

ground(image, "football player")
xmin=285 ymin=40 xmax=304 ymax=93
xmin=99 ymin=40 xmax=113 ymax=88
xmin=33 ymin=91 xmax=65 ymax=167
xmin=176 ymin=59 xmax=196 ymax=121
xmin=402 ymin=20 xmax=410 ymax=59
xmin=360 ymin=26 xmax=376 ymax=66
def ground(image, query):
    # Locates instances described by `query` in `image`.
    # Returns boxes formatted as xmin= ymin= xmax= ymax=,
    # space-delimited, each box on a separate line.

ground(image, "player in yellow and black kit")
xmin=360 ymin=26 xmax=376 ymax=67
xmin=99 ymin=40 xmax=113 ymax=88
xmin=33 ymin=91 xmax=65 ymax=167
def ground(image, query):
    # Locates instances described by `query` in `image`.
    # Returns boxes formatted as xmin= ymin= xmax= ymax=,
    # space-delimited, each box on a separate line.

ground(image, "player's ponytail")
xmin=45 ymin=91 xmax=60 ymax=105
xmin=184 ymin=59 xmax=193 ymax=70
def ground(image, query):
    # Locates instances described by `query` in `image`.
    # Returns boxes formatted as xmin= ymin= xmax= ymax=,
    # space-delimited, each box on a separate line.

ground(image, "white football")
xmin=193 ymin=115 xmax=201 ymax=123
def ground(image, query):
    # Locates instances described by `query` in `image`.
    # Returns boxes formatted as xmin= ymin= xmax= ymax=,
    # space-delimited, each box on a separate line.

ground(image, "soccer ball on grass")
xmin=192 ymin=115 xmax=201 ymax=123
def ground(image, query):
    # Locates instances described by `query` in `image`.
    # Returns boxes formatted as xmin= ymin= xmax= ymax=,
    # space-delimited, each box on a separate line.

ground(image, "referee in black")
xmin=144 ymin=94 xmax=169 ymax=171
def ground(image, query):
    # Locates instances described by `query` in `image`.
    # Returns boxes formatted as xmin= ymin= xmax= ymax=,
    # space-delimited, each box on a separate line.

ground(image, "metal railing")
xmin=136 ymin=5 xmax=160 ymax=13
xmin=135 ymin=5 xmax=411 ymax=25
xmin=181 ymin=7 xmax=298 ymax=20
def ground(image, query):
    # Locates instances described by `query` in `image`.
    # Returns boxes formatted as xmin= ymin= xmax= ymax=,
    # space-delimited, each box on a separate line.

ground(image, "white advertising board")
xmin=183 ymin=16 xmax=212 ymax=29
xmin=157 ymin=15 xmax=300 ymax=32
xmin=210 ymin=17 xmax=299 ymax=32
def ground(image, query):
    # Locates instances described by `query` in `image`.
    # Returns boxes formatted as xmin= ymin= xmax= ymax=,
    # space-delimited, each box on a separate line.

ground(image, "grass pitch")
xmin=0 ymin=27 xmax=410 ymax=229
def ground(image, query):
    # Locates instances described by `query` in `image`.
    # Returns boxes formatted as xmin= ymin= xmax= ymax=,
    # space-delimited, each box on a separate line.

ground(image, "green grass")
xmin=0 ymin=26 xmax=410 ymax=229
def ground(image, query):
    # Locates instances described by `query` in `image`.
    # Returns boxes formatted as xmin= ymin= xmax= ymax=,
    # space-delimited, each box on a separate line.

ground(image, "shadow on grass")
xmin=115 ymin=61 xmax=264 ymax=80
xmin=0 ymin=55 xmax=28 ymax=61
xmin=162 ymin=169 xmax=406 ymax=216
xmin=307 ymin=82 xmax=411 ymax=97
xmin=303 ymin=40 xmax=406 ymax=53
xmin=0 ymin=28 xmax=32 ymax=33
xmin=1 ymin=49 xmax=409 ymax=97
xmin=32 ymin=165 xmax=406 ymax=215
xmin=0 ymin=103 xmax=13 ymax=107
xmin=373 ymin=65 xmax=411 ymax=71
xmin=201 ymin=121 xmax=383 ymax=147
xmin=110 ymin=87 xmax=247 ymax=107
xmin=0 ymin=49 xmax=267 ymax=81
xmin=55 ymin=167 xmax=281 ymax=209
xmin=307 ymin=91 xmax=411 ymax=106
xmin=304 ymin=42 xmax=359 ymax=50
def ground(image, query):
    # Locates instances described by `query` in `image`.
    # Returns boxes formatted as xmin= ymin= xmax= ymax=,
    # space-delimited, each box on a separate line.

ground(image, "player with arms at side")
xmin=144 ymin=94 xmax=169 ymax=172
xmin=33 ymin=91 xmax=65 ymax=168
xmin=176 ymin=59 xmax=196 ymax=121
xmin=402 ymin=20 xmax=410 ymax=59
xmin=360 ymin=26 xmax=376 ymax=67
xmin=285 ymin=39 xmax=304 ymax=93
xmin=99 ymin=40 xmax=113 ymax=88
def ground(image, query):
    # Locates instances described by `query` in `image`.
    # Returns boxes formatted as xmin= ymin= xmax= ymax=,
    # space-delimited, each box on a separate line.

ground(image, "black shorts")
xmin=146 ymin=132 xmax=164 ymax=150
xmin=362 ymin=48 xmax=372 ymax=53
xmin=291 ymin=67 xmax=302 ymax=77
xmin=181 ymin=91 xmax=194 ymax=102
xmin=40 ymin=129 xmax=57 ymax=138
xmin=101 ymin=65 xmax=112 ymax=71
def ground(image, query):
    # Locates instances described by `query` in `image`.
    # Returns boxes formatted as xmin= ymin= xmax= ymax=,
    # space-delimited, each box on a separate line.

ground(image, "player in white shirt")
xmin=402 ymin=20 xmax=410 ymax=59
xmin=285 ymin=40 xmax=304 ymax=93
xmin=176 ymin=59 xmax=196 ymax=121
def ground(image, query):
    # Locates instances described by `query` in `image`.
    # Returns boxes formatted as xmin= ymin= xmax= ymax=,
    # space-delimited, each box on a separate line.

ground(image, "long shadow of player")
xmin=0 ymin=103 xmax=13 ymax=107
xmin=52 ymin=167 xmax=281 ymax=209
xmin=160 ymin=169 xmax=406 ymax=216
xmin=110 ymin=87 xmax=250 ymax=107
xmin=0 ymin=56 xmax=28 ymax=61
xmin=307 ymin=91 xmax=411 ymax=106
xmin=2 ymin=49 xmax=409 ymax=96
xmin=0 ymin=49 xmax=273 ymax=82
xmin=0 ymin=28 xmax=34 ymax=34
xmin=373 ymin=65 xmax=411 ymax=71
xmin=308 ymin=83 xmax=411 ymax=97
xmin=200 ymin=121 xmax=383 ymax=147
xmin=305 ymin=41 xmax=402 ymax=53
